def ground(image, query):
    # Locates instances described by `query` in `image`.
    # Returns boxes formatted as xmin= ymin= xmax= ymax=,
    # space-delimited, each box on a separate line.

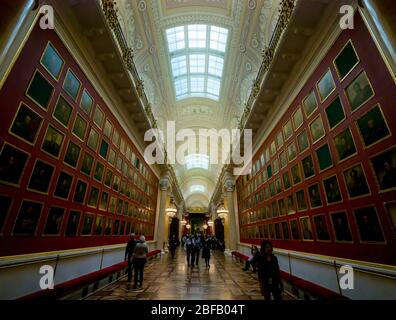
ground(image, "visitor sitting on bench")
xmin=242 ymin=245 xmax=259 ymax=273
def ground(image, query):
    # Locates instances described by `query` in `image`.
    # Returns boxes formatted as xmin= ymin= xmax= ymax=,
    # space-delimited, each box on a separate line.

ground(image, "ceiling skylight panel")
xmin=189 ymin=185 xmax=205 ymax=193
xmin=190 ymin=76 xmax=205 ymax=93
xmin=175 ymin=77 xmax=188 ymax=97
xmin=185 ymin=154 xmax=209 ymax=170
xmin=208 ymin=55 xmax=224 ymax=77
xmin=189 ymin=54 xmax=206 ymax=73
xmin=166 ymin=26 xmax=185 ymax=52
xmin=188 ymin=25 xmax=207 ymax=48
xmin=207 ymin=77 xmax=221 ymax=97
xmin=171 ymin=56 xmax=187 ymax=77
xmin=209 ymin=26 xmax=228 ymax=52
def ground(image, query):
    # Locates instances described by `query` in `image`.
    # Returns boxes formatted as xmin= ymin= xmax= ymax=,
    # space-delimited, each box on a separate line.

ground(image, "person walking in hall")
xmin=185 ymin=235 xmax=193 ymax=267
xmin=256 ymin=240 xmax=283 ymax=301
xmin=202 ymin=235 xmax=211 ymax=269
xmin=124 ymin=233 xmax=138 ymax=282
xmin=191 ymin=233 xmax=202 ymax=268
xmin=169 ymin=234 xmax=179 ymax=259
xmin=132 ymin=235 xmax=149 ymax=289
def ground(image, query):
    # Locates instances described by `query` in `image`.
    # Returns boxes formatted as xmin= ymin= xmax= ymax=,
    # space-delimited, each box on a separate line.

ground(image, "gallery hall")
xmin=0 ymin=0 xmax=396 ymax=302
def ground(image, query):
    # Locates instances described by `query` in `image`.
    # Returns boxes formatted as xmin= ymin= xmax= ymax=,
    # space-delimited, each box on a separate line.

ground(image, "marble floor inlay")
xmin=86 ymin=249 xmax=294 ymax=300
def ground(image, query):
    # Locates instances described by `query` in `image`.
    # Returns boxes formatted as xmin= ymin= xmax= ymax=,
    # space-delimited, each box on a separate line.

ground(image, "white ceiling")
xmin=116 ymin=0 xmax=281 ymax=208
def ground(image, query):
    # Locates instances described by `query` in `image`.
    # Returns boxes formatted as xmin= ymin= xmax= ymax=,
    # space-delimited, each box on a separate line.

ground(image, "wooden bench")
xmin=19 ymin=249 xmax=162 ymax=300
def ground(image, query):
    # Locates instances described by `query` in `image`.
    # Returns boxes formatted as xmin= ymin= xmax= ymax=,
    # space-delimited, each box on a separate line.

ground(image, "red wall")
xmin=0 ymin=21 xmax=158 ymax=256
xmin=237 ymin=12 xmax=396 ymax=265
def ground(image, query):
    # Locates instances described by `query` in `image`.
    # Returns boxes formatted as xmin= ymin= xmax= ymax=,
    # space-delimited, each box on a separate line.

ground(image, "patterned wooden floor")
xmin=85 ymin=249 xmax=294 ymax=300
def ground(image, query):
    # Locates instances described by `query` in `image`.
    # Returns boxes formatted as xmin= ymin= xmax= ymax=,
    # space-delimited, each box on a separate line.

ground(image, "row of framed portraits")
xmin=239 ymin=144 xmax=396 ymax=213
xmin=244 ymin=96 xmax=388 ymax=200
xmin=10 ymin=96 xmax=155 ymax=197
xmin=0 ymin=196 xmax=154 ymax=237
xmin=244 ymin=39 xmax=378 ymax=191
xmin=0 ymin=141 xmax=156 ymax=212
xmin=27 ymin=41 xmax=156 ymax=186
xmin=240 ymin=203 xmax=395 ymax=245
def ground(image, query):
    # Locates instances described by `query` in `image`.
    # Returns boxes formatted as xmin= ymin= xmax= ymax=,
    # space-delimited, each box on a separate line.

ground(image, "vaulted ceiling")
xmin=115 ymin=0 xmax=281 ymax=209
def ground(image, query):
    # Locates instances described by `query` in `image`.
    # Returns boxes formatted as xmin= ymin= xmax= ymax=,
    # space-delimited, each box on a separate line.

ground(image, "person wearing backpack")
xmin=132 ymin=235 xmax=149 ymax=289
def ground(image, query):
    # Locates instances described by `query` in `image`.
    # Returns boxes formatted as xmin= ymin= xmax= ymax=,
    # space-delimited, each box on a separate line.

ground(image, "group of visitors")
xmin=183 ymin=233 xmax=212 ymax=269
xmin=124 ymin=233 xmax=148 ymax=289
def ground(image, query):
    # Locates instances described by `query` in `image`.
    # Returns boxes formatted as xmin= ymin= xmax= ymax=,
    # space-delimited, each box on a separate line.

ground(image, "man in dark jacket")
xmin=125 ymin=233 xmax=137 ymax=282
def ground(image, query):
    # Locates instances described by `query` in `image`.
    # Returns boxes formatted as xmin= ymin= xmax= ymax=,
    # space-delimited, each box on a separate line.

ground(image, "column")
xmin=177 ymin=204 xmax=183 ymax=241
xmin=224 ymin=176 xmax=238 ymax=251
xmin=155 ymin=173 xmax=170 ymax=251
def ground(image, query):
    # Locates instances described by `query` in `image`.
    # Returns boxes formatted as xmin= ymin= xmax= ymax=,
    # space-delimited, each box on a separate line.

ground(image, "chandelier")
xmin=166 ymin=197 xmax=177 ymax=218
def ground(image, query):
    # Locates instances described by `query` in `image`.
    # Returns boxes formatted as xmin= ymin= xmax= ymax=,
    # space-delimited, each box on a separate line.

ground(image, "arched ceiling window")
xmin=185 ymin=154 xmax=209 ymax=170
xmin=189 ymin=185 xmax=205 ymax=193
xmin=166 ymin=24 xmax=229 ymax=101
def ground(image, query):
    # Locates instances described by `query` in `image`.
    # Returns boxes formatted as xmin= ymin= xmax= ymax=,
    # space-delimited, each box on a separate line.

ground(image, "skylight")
xmin=185 ymin=154 xmax=209 ymax=170
xmin=166 ymin=24 xmax=229 ymax=101
xmin=189 ymin=185 xmax=205 ymax=193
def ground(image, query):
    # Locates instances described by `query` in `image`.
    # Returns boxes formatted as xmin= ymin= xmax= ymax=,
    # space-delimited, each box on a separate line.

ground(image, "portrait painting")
xmin=54 ymin=171 xmax=73 ymax=199
xmin=65 ymin=211 xmax=80 ymax=236
xmin=303 ymin=90 xmax=318 ymax=118
xmin=296 ymin=189 xmax=307 ymax=211
xmin=323 ymin=175 xmax=342 ymax=204
xmin=331 ymin=211 xmax=353 ymax=242
xmin=280 ymin=151 xmax=287 ymax=169
xmin=276 ymin=131 xmax=284 ymax=149
xmin=94 ymin=215 xmax=104 ymax=236
xmin=313 ymin=214 xmax=330 ymax=241
xmin=334 ymin=40 xmax=359 ymax=80
xmin=275 ymin=223 xmax=282 ymax=240
xmin=104 ymin=169 xmax=113 ymax=187
xmin=0 ymin=196 xmax=12 ymax=232
xmin=64 ymin=141 xmax=81 ymax=168
xmin=81 ymin=153 xmax=94 ymax=177
xmin=269 ymin=224 xmax=275 ymax=239
xmin=310 ymin=115 xmax=326 ymax=143
xmin=343 ymin=164 xmax=370 ymax=198
xmin=300 ymin=217 xmax=314 ymax=241
xmin=99 ymin=140 xmax=109 ymax=160
xmin=308 ymin=184 xmax=322 ymax=208
xmin=13 ymin=200 xmax=43 ymax=236
xmin=63 ymin=69 xmax=81 ymax=101
xmin=283 ymin=120 xmax=293 ymax=141
xmin=273 ymin=158 xmax=279 ymax=175
xmin=93 ymin=106 xmax=104 ymax=128
xmin=53 ymin=95 xmax=73 ymax=127
xmin=267 ymin=165 xmax=273 ymax=181
xmin=26 ymin=70 xmax=54 ymax=110
xmin=346 ymin=71 xmax=374 ymax=112
xmin=293 ymin=107 xmax=304 ymax=130
xmin=316 ymin=143 xmax=333 ymax=172
xmin=73 ymin=180 xmax=87 ymax=204
xmin=108 ymin=196 xmax=116 ymax=214
xmin=302 ymin=155 xmax=315 ymax=179
xmin=282 ymin=171 xmax=291 ymax=190
xmin=0 ymin=143 xmax=29 ymax=186
xmin=87 ymin=186 xmax=99 ymax=208
xmin=287 ymin=195 xmax=296 ymax=215
xmin=105 ymin=218 xmax=113 ymax=235
xmin=80 ymin=89 xmax=93 ymax=116
xmin=317 ymin=69 xmax=336 ymax=101
xmin=357 ymin=104 xmax=390 ymax=148
xmin=40 ymin=42 xmax=64 ymax=80
xmin=354 ymin=207 xmax=384 ymax=243
xmin=41 ymin=125 xmax=64 ymax=158
xmin=290 ymin=220 xmax=300 ymax=240
xmin=334 ymin=128 xmax=357 ymax=161
xmin=385 ymin=203 xmax=396 ymax=233
xmin=113 ymin=175 xmax=120 ymax=192
xmin=99 ymin=192 xmax=109 ymax=211
xmin=282 ymin=222 xmax=290 ymax=240
xmin=112 ymin=129 xmax=120 ymax=147
xmin=72 ymin=114 xmax=88 ymax=141
xmin=287 ymin=141 xmax=297 ymax=162
xmin=27 ymin=160 xmax=54 ymax=194
xmin=93 ymin=161 xmax=105 ymax=182
xmin=116 ymin=199 xmax=123 ymax=215
xmin=270 ymin=141 xmax=276 ymax=156
xmin=291 ymin=163 xmax=302 ymax=185
xmin=43 ymin=207 xmax=65 ymax=235
xmin=297 ymin=130 xmax=309 ymax=153
xmin=275 ymin=178 xmax=282 ymax=194
xmin=81 ymin=213 xmax=94 ymax=236
xmin=325 ymin=97 xmax=345 ymax=130
xmin=87 ymin=127 xmax=99 ymax=151
xmin=113 ymin=219 xmax=120 ymax=235
xmin=108 ymin=148 xmax=116 ymax=166
xmin=278 ymin=199 xmax=286 ymax=216
xmin=370 ymin=148 xmax=396 ymax=192
xmin=104 ymin=119 xmax=113 ymax=138
xmin=10 ymin=104 xmax=43 ymax=145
